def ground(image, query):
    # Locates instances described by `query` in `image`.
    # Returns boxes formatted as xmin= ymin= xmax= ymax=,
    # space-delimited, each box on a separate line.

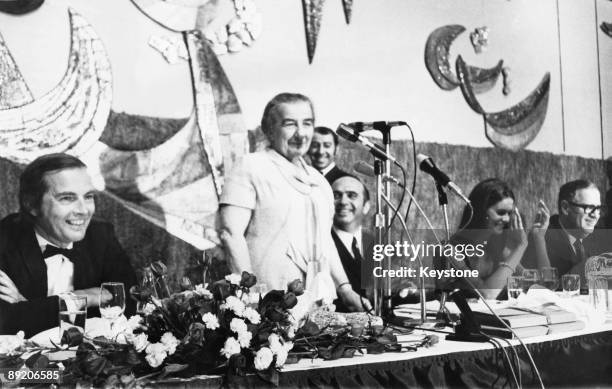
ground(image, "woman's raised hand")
xmin=530 ymin=199 xmax=551 ymax=238
xmin=506 ymin=207 xmax=528 ymax=250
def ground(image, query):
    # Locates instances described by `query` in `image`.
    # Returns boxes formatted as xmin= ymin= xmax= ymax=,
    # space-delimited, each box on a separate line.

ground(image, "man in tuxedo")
xmin=307 ymin=126 xmax=349 ymax=184
xmin=0 ymin=153 xmax=137 ymax=336
xmin=525 ymin=179 xmax=606 ymax=283
xmin=330 ymin=175 xmax=374 ymax=312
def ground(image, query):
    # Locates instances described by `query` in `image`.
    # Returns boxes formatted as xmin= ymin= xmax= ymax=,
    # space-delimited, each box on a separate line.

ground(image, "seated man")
xmin=0 ymin=153 xmax=137 ymax=336
xmin=525 ymin=179 xmax=606 ymax=283
xmin=307 ymin=126 xmax=349 ymax=184
xmin=330 ymin=175 xmax=374 ymax=311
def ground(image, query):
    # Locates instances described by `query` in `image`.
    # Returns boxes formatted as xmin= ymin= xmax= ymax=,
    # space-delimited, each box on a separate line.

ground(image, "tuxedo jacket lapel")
xmin=14 ymin=223 xmax=47 ymax=298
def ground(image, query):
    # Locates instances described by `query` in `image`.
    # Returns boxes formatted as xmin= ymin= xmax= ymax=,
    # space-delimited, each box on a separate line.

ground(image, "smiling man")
xmin=536 ymin=179 xmax=606 ymax=281
xmin=0 ymin=153 xmax=137 ymax=336
xmin=330 ymin=175 xmax=374 ymax=311
xmin=307 ymin=126 xmax=349 ymax=184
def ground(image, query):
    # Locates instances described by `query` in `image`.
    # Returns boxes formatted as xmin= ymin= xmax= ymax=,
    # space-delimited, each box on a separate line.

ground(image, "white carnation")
xmin=220 ymin=337 xmax=241 ymax=359
xmin=202 ymin=312 xmax=220 ymax=330
xmin=243 ymin=307 xmax=261 ymax=324
xmin=129 ymin=333 xmax=149 ymax=352
xmin=253 ymin=347 xmax=274 ymax=370
xmin=268 ymin=333 xmax=282 ymax=354
xmin=230 ymin=318 xmax=248 ymax=335
xmin=145 ymin=343 xmax=168 ymax=368
xmin=275 ymin=347 xmax=288 ymax=367
xmin=237 ymin=331 xmax=252 ymax=348
xmin=160 ymin=332 xmax=179 ymax=355
xmin=221 ymin=295 xmax=245 ymax=316
xmin=194 ymin=284 xmax=213 ymax=299
xmin=126 ymin=315 xmax=143 ymax=332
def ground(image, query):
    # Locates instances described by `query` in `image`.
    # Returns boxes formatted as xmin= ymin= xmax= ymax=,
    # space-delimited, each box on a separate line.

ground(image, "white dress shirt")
xmin=319 ymin=162 xmax=336 ymax=177
xmin=333 ymin=226 xmax=363 ymax=258
xmin=35 ymin=233 xmax=75 ymax=296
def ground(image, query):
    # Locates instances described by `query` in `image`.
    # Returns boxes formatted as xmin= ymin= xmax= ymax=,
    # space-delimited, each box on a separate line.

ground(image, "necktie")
xmin=351 ymin=237 xmax=363 ymax=261
xmin=573 ymin=239 xmax=585 ymax=264
xmin=43 ymin=245 xmax=75 ymax=260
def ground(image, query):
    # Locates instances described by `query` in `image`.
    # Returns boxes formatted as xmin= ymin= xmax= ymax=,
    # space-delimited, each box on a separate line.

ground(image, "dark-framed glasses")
xmin=567 ymin=201 xmax=606 ymax=215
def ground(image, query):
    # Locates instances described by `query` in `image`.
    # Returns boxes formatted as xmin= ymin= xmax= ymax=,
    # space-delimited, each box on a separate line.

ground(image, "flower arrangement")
xmin=60 ymin=270 xmax=298 ymax=386
xmin=0 ymin=267 xmax=439 ymax=387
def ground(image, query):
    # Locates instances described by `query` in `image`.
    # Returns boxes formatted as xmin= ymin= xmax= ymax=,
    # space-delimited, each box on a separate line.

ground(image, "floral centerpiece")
xmin=0 ymin=266 xmax=438 ymax=387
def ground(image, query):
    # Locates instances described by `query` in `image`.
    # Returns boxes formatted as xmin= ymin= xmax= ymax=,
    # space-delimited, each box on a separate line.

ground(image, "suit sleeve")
xmin=100 ymin=224 xmax=138 ymax=316
xmin=0 ymin=297 xmax=60 ymax=337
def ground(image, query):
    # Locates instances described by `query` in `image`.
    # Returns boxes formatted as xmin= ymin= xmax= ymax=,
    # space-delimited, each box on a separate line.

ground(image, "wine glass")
xmin=507 ymin=276 xmax=524 ymax=301
xmin=100 ymin=282 xmax=126 ymax=329
xmin=522 ymin=269 xmax=541 ymax=292
xmin=540 ymin=267 xmax=559 ymax=291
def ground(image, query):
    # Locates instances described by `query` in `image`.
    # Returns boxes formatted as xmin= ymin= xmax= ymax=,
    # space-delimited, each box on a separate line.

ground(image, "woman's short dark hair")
xmin=19 ymin=153 xmax=86 ymax=216
xmin=260 ymin=93 xmax=314 ymax=139
xmin=459 ymin=178 xmax=515 ymax=230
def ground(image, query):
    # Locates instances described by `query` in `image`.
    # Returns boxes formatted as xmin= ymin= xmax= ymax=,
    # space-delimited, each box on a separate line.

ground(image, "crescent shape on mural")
xmin=0 ymin=0 xmax=44 ymax=15
xmin=425 ymin=24 xmax=503 ymax=93
xmin=456 ymin=55 xmax=550 ymax=151
xmin=601 ymin=22 xmax=612 ymax=38
xmin=0 ymin=8 xmax=112 ymax=164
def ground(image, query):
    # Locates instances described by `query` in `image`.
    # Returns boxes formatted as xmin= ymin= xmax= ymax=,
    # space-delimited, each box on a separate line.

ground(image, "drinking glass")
xmin=562 ymin=274 xmax=581 ymax=297
xmin=507 ymin=276 xmax=524 ymax=301
xmin=540 ymin=267 xmax=559 ymax=291
xmin=99 ymin=282 xmax=126 ymax=328
xmin=58 ymin=294 xmax=87 ymax=337
xmin=522 ymin=269 xmax=541 ymax=292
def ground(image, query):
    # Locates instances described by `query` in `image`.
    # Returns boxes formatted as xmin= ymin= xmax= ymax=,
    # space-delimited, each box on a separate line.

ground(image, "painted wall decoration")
xmin=424 ymin=25 xmax=503 ymax=93
xmin=341 ymin=0 xmax=353 ymax=24
xmin=456 ymin=55 xmax=550 ymax=151
xmin=0 ymin=0 xmax=44 ymax=15
xmin=0 ymin=8 xmax=112 ymax=164
xmin=131 ymin=0 xmax=262 ymax=56
xmin=602 ymin=22 xmax=612 ymax=38
xmin=425 ymin=24 xmax=550 ymax=152
xmin=302 ymin=0 xmax=325 ymax=64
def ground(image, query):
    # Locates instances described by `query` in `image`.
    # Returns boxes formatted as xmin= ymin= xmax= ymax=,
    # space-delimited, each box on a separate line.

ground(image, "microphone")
xmin=348 ymin=121 xmax=406 ymax=131
xmin=337 ymin=124 xmax=397 ymax=162
xmin=353 ymin=161 xmax=401 ymax=186
xmin=416 ymin=154 xmax=470 ymax=204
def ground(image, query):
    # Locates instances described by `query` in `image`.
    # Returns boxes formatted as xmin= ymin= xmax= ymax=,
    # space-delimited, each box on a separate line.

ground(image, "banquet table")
xmin=150 ymin=323 xmax=612 ymax=388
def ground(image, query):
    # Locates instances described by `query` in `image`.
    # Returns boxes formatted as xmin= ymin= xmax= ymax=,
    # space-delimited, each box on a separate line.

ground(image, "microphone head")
xmin=353 ymin=161 xmax=375 ymax=177
xmin=336 ymin=124 xmax=359 ymax=142
xmin=416 ymin=153 xmax=430 ymax=165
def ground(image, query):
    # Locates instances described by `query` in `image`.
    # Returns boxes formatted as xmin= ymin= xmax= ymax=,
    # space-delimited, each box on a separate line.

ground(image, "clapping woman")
xmin=438 ymin=178 xmax=549 ymax=299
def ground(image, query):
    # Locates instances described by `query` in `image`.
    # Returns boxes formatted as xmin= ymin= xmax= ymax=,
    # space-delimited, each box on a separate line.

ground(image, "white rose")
xmin=230 ymin=318 xmax=248 ymax=335
xmin=160 ymin=332 xmax=179 ymax=355
xmin=243 ymin=307 xmax=261 ymax=324
xmin=194 ymin=284 xmax=213 ymax=299
xmin=130 ymin=333 xmax=149 ymax=352
xmin=225 ymin=273 xmax=242 ymax=285
xmin=141 ymin=303 xmax=156 ymax=315
xmin=220 ymin=337 xmax=241 ymax=359
xmin=254 ymin=347 xmax=274 ymax=370
xmin=237 ymin=331 xmax=252 ymax=348
xmin=202 ymin=312 xmax=220 ymax=330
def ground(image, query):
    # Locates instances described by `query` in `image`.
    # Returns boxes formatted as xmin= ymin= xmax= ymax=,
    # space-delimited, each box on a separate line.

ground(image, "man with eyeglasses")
xmin=532 ymin=179 xmax=606 ymax=282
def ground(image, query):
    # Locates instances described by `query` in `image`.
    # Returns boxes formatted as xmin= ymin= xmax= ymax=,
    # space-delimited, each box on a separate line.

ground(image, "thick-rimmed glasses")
xmin=567 ymin=201 xmax=606 ymax=216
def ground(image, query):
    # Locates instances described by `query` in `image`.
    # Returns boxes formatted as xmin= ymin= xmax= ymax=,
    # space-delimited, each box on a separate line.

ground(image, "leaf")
xmin=375 ymin=334 xmax=397 ymax=345
xmin=0 ymin=355 xmax=24 ymax=369
xmin=366 ymin=342 xmax=385 ymax=354
xmin=342 ymin=348 xmax=356 ymax=358
xmin=157 ymin=363 xmax=189 ymax=379
xmin=25 ymin=351 xmax=49 ymax=369
xmin=297 ymin=320 xmax=320 ymax=337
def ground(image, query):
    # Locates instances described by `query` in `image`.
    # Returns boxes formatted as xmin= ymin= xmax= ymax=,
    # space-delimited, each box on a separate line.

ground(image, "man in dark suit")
xmin=0 ymin=153 xmax=137 ymax=336
xmin=330 ymin=175 xmax=374 ymax=312
xmin=525 ymin=179 xmax=606 ymax=283
xmin=307 ymin=126 xmax=349 ymax=184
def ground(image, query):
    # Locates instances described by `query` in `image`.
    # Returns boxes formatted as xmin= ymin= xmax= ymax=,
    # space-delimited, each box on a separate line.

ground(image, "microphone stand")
xmin=435 ymin=182 xmax=453 ymax=324
xmin=381 ymin=125 xmax=393 ymax=317
xmin=373 ymin=160 xmax=385 ymax=316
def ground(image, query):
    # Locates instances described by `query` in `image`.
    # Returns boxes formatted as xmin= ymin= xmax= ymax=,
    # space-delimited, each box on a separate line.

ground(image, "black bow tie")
xmin=42 ymin=245 xmax=75 ymax=260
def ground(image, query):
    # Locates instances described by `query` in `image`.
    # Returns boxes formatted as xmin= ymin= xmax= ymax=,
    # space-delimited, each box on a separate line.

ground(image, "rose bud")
xmin=240 ymin=271 xmax=257 ymax=288
xmin=287 ymin=279 xmax=304 ymax=296
xmin=61 ymin=327 xmax=84 ymax=347
xmin=266 ymin=308 xmax=284 ymax=322
xmin=281 ymin=292 xmax=298 ymax=309
xmin=129 ymin=285 xmax=153 ymax=302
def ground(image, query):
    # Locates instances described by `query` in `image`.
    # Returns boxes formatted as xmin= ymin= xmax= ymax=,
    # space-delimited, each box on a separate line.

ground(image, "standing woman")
xmin=438 ymin=178 xmax=549 ymax=299
xmin=219 ymin=93 xmax=366 ymax=311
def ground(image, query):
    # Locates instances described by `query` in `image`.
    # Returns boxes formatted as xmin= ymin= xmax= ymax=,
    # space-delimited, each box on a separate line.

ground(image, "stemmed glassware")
xmin=99 ymin=282 xmax=125 ymax=330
